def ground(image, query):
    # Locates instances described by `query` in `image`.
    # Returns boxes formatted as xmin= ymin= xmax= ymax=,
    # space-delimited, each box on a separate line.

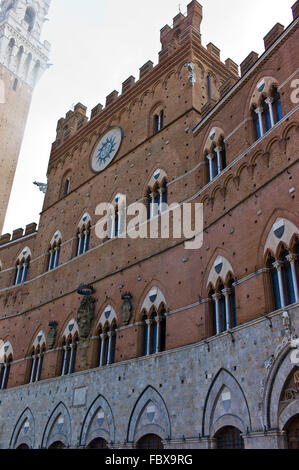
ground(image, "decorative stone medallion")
xmin=273 ymin=219 xmax=285 ymax=239
xmin=91 ymin=127 xmax=123 ymax=173
xmin=146 ymin=405 xmax=156 ymax=422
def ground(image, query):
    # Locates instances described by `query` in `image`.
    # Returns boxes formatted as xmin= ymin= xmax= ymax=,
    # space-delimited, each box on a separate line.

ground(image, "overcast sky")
xmin=3 ymin=0 xmax=295 ymax=235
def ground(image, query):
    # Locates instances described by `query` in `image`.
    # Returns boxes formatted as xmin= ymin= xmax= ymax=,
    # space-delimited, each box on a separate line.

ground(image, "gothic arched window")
xmin=15 ymin=249 xmax=31 ymax=285
xmin=209 ymin=277 xmax=237 ymax=336
xmin=48 ymin=234 xmax=62 ymax=271
xmin=0 ymin=356 xmax=12 ymax=390
xmin=29 ymin=346 xmax=45 ymax=383
xmin=252 ymin=87 xmax=283 ymax=141
xmin=77 ymin=215 xmax=91 ymax=257
xmin=98 ymin=324 xmax=117 ymax=367
xmin=61 ymin=336 xmax=78 ymax=376
xmin=154 ymin=110 xmax=164 ymax=134
xmin=205 ymin=135 xmax=227 ymax=183
xmin=142 ymin=308 xmax=166 ymax=356
xmin=24 ymin=7 xmax=35 ymax=32
xmin=268 ymin=246 xmax=299 ymax=310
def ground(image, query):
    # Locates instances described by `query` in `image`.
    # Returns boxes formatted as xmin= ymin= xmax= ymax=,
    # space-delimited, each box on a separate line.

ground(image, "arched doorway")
xmin=87 ymin=438 xmax=108 ymax=449
xmin=285 ymin=415 xmax=299 ymax=449
xmin=215 ymin=426 xmax=244 ymax=449
xmin=16 ymin=444 xmax=30 ymax=449
xmin=137 ymin=434 xmax=164 ymax=449
xmin=48 ymin=441 xmax=66 ymax=449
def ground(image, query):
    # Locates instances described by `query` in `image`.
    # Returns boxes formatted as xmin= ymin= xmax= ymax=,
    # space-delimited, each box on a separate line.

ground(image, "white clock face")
xmin=91 ymin=127 xmax=123 ymax=173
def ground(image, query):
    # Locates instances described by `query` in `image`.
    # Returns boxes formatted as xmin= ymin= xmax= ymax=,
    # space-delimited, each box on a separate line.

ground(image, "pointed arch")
xmin=202 ymin=368 xmax=251 ymax=437
xmin=80 ymin=395 xmax=115 ymax=447
xmin=127 ymin=386 xmax=171 ymax=443
xmin=206 ymin=255 xmax=234 ymax=289
xmin=10 ymin=408 xmax=35 ymax=449
xmin=262 ymin=343 xmax=299 ymax=431
xmin=263 ymin=218 xmax=299 ymax=258
xmin=41 ymin=402 xmax=71 ymax=449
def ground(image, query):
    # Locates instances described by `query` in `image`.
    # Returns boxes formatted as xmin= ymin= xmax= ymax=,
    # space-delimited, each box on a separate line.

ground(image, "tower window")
xmin=24 ymin=7 xmax=35 ymax=32
xmin=154 ymin=110 xmax=164 ymax=134
xmin=13 ymin=78 xmax=18 ymax=91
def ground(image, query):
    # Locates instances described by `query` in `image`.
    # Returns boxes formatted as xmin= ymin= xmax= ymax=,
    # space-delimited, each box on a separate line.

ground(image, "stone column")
xmin=36 ymin=354 xmax=43 ymax=382
xmin=48 ymin=249 xmax=54 ymax=271
xmin=255 ymin=107 xmax=264 ymax=137
xmin=100 ymin=333 xmax=107 ymax=366
xmin=62 ymin=346 xmax=68 ymax=376
xmin=265 ymin=97 xmax=275 ymax=128
xmin=207 ymin=153 xmax=215 ymax=181
xmin=107 ymin=332 xmax=113 ymax=365
xmin=286 ymin=253 xmax=299 ymax=303
xmin=146 ymin=319 xmax=152 ymax=356
xmin=212 ymin=293 xmax=221 ymax=335
xmin=15 ymin=264 xmax=22 ymax=285
xmin=273 ymin=261 xmax=286 ymax=308
xmin=1 ymin=363 xmax=8 ymax=389
xmin=155 ymin=316 xmax=161 ymax=353
xmin=68 ymin=342 xmax=75 ymax=375
xmin=222 ymin=288 xmax=232 ymax=331
xmin=53 ymin=246 xmax=60 ymax=268
xmin=77 ymin=232 xmax=83 ymax=255
xmin=215 ymin=146 xmax=223 ymax=174
xmin=30 ymin=355 xmax=37 ymax=383
xmin=21 ymin=262 xmax=28 ymax=283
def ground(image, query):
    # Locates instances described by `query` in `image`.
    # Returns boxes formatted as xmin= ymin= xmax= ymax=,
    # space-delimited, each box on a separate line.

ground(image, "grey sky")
xmin=3 ymin=0 xmax=295 ymax=234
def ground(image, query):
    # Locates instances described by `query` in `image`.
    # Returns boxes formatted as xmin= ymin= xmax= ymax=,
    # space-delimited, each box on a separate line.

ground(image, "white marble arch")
xmin=50 ymin=230 xmax=62 ymax=247
xmin=62 ymin=318 xmax=79 ymax=340
xmin=80 ymin=395 xmax=115 ymax=447
xmin=207 ymin=256 xmax=234 ymax=288
xmin=262 ymin=343 xmax=299 ymax=431
xmin=147 ymin=169 xmax=167 ymax=190
xmin=16 ymin=247 xmax=31 ymax=263
xmin=0 ymin=340 xmax=13 ymax=361
xmin=264 ymin=218 xmax=298 ymax=256
xmin=32 ymin=330 xmax=46 ymax=349
xmin=41 ymin=402 xmax=71 ymax=449
xmin=140 ymin=287 xmax=166 ymax=315
xmin=202 ymin=369 xmax=251 ymax=437
xmin=97 ymin=305 xmax=117 ymax=328
xmin=127 ymin=386 xmax=171 ymax=443
xmin=10 ymin=408 xmax=35 ymax=449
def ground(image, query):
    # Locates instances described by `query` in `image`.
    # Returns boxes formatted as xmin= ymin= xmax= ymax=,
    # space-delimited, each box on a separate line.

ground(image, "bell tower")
xmin=0 ymin=0 xmax=51 ymax=234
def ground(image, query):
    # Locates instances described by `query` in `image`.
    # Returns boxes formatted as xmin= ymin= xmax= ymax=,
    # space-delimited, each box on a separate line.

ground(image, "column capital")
xmin=273 ymin=260 xmax=284 ymax=271
xmin=145 ymin=319 xmax=152 ymax=326
xmin=212 ymin=293 xmax=221 ymax=302
xmin=100 ymin=333 xmax=107 ymax=341
xmin=214 ymin=146 xmax=223 ymax=153
xmin=207 ymin=153 xmax=215 ymax=160
xmin=255 ymin=106 xmax=264 ymax=114
xmin=265 ymin=96 xmax=274 ymax=104
xmin=222 ymin=288 xmax=232 ymax=297
xmin=286 ymin=253 xmax=297 ymax=264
